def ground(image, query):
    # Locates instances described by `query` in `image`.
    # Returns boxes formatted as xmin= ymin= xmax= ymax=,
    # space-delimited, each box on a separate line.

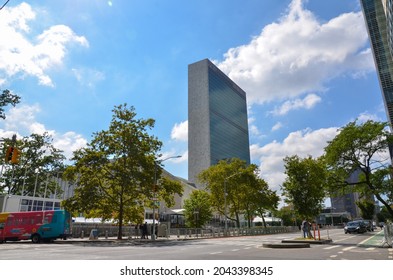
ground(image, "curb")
xmin=282 ymin=239 xmax=333 ymax=245
xmin=263 ymin=242 xmax=310 ymax=249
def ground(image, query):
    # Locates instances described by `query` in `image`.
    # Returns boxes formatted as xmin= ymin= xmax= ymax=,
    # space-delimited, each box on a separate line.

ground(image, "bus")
xmin=0 ymin=210 xmax=71 ymax=243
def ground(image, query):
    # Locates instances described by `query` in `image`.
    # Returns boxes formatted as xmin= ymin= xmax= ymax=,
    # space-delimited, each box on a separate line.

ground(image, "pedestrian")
xmin=135 ymin=224 xmax=140 ymax=239
xmin=301 ymin=219 xmax=310 ymax=238
xmin=142 ymin=222 xmax=148 ymax=239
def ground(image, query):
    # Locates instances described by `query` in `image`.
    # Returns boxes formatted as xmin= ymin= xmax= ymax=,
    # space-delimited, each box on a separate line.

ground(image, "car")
xmin=362 ymin=220 xmax=374 ymax=231
xmin=344 ymin=221 xmax=367 ymax=234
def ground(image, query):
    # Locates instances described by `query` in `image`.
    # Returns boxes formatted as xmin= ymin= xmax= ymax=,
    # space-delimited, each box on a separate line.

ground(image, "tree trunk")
xmin=261 ymin=216 xmax=267 ymax=228
xmin=117 ymin=203 xmax=123 ymax=240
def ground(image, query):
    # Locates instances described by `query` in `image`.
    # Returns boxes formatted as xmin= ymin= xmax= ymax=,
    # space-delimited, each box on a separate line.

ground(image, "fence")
xmin=381 ymin=222 xmax=393 ymax=248
xmin=70 ymin=223 xmax=299 ymax=239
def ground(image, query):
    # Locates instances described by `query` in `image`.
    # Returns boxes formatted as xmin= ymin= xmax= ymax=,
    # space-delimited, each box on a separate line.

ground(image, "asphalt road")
xmin=0 ymin=228 xmax=392 ymax=260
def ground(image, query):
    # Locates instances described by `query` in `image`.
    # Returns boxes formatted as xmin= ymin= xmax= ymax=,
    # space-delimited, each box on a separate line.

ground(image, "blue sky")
xmin=0 ymin=0 xmax=386 ymax=203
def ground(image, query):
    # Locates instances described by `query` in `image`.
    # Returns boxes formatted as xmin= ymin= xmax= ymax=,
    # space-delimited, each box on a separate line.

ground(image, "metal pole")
xmin=152 ymin=162 xmax=157 ymax=241
xmin=151 ymin=155 xmax=182 ymax=241
xmin=224 ymin=179 xmax=227 ymax=235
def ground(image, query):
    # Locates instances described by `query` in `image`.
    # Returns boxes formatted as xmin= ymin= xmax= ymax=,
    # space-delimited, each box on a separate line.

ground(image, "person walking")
xmin=302 ymin=219 xmax=310 ymax=238
xmin=142 ymin=222 xmax=148 ymax=239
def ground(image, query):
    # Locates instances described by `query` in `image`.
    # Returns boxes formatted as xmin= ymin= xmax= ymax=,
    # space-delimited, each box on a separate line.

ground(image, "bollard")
xmin=81 ymin=230 xmax=84 ymax=239
xmin=105 ymin=230 xmax=108 ymax=239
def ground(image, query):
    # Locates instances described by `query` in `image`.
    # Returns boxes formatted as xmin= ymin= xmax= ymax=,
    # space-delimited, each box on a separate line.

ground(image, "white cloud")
xmin=356 ymin=111 xmax=381 ymax=123
xmin=0 ymin=104 xmax=87 ymax=160
xmin=72 ymin=68 xmax=105 ymax=88
xmin=216 ymin=0 xmax=373 ymax=104
xmin=272 ymin=122 xmax=283 ymax=131
xmin=251 ymin=127 xmax=339 ymax=193
xmin=270 ymin=93 xmax=322 ymax=116
xmin=171 ymin=120 xmax=188 ymax=142
xmin=248 ymin=117 xmax=262 ymax=136
xmin=0 ymin=3 xmax=89 ymax=87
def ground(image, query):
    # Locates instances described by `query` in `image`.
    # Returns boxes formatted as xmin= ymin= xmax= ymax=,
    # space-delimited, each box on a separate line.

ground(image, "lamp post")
xmin=224 ymin=172 xmax=240 ymax=235
xmin=152 ymin=155 xmax=182 ymax=241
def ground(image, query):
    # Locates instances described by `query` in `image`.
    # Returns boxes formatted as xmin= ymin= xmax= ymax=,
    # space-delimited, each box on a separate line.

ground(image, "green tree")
xmin=249 ymin=181 xmax=279 ymax=228
xmin=198 ymin=158 xmax=276 ymax=228
xmin=324 ymin=120 xmax=393 ymax=219
xmin=1 ymin=132 xmax=66 ymax=195
xmin=282 ymin=155 xmax=327 ymax=219
xmin=0 ymin=89 xmax=21 ymax=119
xmin=198 ymin=158 xmax=249 ymax=228
xmin=274 ymin=205 xmax=301 ymax=227
xmin=356 ymin=199 xmax=375 ymax=220
xmin=183 ymin=190 xmax=213 ymax=228
xmin=62 ymin=104 xmax=183 ymax=239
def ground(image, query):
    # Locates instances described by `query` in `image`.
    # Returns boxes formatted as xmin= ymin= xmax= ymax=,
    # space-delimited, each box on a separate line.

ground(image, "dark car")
xmin=361 ymin=220 xmax=374 ymax=231
xmin=344 ymin=221 xmax=367 ymax=234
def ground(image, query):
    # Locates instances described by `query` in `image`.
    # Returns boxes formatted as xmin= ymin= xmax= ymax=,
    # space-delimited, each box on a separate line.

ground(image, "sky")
xmin=0 ymin=0 xmax=386 ymax=206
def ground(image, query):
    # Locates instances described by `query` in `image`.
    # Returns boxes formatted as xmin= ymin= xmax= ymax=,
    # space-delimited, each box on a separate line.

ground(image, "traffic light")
xmin=5 ymin=146 xmax=13 ymax=163
xmin=4 ymin=146 xmax=20 ymax=164
xmin=11 ymin=147 xmax=20 ymax=164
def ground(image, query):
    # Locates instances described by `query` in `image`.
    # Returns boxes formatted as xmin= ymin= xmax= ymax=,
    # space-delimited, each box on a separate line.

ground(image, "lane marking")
xmin=342 ymin=246 xmax=356 ymax=251
xmin=324 ymin=245 xmax=341 ymax=250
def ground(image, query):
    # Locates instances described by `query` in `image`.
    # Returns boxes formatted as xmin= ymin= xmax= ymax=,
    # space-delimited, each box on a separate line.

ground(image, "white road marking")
xmin=324 ymin=245 xmax=341 ymax=250
xmin=342 ymin=246 xmax=356 ymax=251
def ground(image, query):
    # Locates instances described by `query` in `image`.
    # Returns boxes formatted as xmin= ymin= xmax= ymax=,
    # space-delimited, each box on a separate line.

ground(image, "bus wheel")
xmin=32 ymin=234 xmax=41 ymax=244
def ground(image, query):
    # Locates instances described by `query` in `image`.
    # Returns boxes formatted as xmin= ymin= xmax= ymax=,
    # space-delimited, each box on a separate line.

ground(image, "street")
xmin=0 ymin=228 xmax=392 ymax=260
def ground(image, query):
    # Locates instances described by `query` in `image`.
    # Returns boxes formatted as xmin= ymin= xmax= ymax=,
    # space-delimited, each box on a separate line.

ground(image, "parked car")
xmin=344 ymin=221 xmax=367 ymax=234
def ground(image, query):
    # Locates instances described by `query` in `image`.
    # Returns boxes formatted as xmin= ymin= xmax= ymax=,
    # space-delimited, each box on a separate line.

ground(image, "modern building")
xmin=361 ymin=0 xmax=393 ymax=129
xmin=188 ymin=59 xmax=250 ymax=187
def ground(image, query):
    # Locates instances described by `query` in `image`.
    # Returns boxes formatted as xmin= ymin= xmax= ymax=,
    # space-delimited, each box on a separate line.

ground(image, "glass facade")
xmin=361 ymin=0 xmax=393 ymax=129
xmin=188 ymin=59 xmax=250 ymax=187
xmin=208 ymin=66 xmax=250 ymax=165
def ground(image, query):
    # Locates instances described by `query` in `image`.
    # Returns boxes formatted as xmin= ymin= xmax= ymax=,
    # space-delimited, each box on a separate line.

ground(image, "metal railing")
xmin=381 ymin=222 xmax=393 ymax=248
xmin=69 ymin=224 xmax=299 ymax=240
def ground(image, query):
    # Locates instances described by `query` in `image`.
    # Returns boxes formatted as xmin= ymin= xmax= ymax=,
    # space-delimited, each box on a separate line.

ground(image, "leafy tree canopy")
xmin=183 ymin=190 xmax=213 ymax=228
xmin=282 ymin=155 xmax=327 ymax=220
xmin=323 ymin=120 xmax=393 ymax=219
xmin=0 ymin=89 xmax=21 ymax=119
xmin=1 ymin=132 xmax=66 ymax=196
xmin=62 ymin=104 xmax=183 ymax=239
xmin=198 ymin=158 xmax=277 ymax=228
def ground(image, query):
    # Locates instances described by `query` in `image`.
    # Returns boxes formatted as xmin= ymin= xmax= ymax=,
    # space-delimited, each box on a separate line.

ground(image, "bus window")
xmin=0 ymin=222 xmax=4 ymax=229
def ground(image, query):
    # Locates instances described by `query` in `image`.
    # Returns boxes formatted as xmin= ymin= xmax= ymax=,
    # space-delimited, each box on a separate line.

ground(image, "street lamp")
xmin=152 ymin=155 xmax=182 ymax=241
xmin=224 ymin=172 xmax=240 ymax=235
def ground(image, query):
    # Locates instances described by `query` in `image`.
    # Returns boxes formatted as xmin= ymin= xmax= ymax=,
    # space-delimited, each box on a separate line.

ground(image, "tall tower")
xmin=188 ymin=59 xmax=250 ymax=187
xmin=361 ymin=0 xmax=393 ymax=129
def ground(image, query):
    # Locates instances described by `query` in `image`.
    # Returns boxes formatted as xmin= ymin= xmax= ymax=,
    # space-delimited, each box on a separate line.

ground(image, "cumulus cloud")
xmin=0 ymin=2 xmax=89 ymax=87
xmin=270 ymin=93 xmax=322 ymax=116
xmin=171 ymin=120 xmax=188 ymax=142
xmin=0 ymin=104 xmax=87 ymax=160
xmin=251 ymin=127 xmax=339 ymax=193
xmin=216 ymin=0 xmax=373 ymax=105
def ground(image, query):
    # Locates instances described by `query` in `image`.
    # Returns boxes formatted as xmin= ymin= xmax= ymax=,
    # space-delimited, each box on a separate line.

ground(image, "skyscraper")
xmin=188 ymin=59 xmax=250 ymax=187
xmin=361 ymin=0 xmax=393 ymax=129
